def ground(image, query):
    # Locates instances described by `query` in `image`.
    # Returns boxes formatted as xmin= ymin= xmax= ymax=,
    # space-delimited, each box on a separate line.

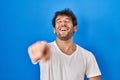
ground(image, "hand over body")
xmin=28 ymin=41 xmax=51 ymax=63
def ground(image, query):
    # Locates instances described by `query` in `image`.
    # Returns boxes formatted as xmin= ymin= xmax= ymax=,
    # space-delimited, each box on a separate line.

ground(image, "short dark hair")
xmin=52 ymin=9 xmax=77 ymax=28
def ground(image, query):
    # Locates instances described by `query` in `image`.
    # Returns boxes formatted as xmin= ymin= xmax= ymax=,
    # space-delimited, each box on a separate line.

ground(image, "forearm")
xmin=88 ymin=76 xmax=101 ymax=80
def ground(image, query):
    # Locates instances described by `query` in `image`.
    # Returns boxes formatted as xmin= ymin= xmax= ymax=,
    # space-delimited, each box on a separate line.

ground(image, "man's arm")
xmin=28 ymin=41 xmax=50 ymax=63
xmin=88 ymin=76 xmax=101 ymax=80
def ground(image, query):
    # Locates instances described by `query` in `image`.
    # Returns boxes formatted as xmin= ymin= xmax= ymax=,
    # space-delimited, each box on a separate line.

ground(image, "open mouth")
xmin=58 ymin=26 xmax=69 ymax=32
xmin=60 ymin=29 xmax=67 ymax=31
xmin=59 ymin=28 xmax=68 ymax=31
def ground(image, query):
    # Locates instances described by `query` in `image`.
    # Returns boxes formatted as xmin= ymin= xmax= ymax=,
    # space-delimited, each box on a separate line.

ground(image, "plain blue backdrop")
xmin=0 ymin=0 xmax=120 ymax=80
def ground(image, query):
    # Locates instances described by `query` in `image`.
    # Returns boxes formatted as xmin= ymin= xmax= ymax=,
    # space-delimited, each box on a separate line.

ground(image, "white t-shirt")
xmin=33 ymin=41 xmax=101 ymax=80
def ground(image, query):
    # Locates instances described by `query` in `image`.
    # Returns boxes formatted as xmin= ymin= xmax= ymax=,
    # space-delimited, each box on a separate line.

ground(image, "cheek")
xmin=54 ymin=28 xmax=59 ymax=33
xmin=55 ymin=25 xmax=59 ymax=29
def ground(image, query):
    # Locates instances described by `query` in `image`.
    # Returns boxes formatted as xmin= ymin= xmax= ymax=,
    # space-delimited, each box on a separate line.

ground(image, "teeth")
xmin=60 ymin=29 xmax=66 ymax=31
xmin=60 ymin=28 xmax=67 ymax=31
xmin=61 ymin=29 xmax=66 ymax=31
xmin=58 ymin=27 xmax=69 ymax=31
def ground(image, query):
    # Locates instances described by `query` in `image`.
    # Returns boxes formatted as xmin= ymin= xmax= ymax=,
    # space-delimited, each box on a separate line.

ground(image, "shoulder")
xmin=48 ymin=41 xmax=56 ymax=48
xmin=77 ymin=45 xmax=95 ymax=61
xmin=48 ymin=41 xmax=55 ymax=45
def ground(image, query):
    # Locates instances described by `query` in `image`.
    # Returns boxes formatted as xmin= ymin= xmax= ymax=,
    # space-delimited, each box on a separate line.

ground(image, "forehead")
xmin=55 ymin=15 xmax=72 ymax=21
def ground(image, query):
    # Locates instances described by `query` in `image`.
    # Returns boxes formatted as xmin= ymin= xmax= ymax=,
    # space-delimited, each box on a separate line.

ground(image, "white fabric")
xmin=34 ymin=41 xmax=101 ymax=80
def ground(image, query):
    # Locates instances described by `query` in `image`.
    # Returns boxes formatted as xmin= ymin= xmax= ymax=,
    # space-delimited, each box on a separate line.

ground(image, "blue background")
xmin=0 ymin=0 xmax=120 ymax=80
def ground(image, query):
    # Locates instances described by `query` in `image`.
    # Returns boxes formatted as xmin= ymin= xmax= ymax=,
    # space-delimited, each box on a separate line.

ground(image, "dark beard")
xmin=55 ymin=29 xmax=74 ymax=41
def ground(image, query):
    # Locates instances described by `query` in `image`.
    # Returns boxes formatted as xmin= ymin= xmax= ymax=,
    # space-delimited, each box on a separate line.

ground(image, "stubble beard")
xmin=55 ymin=28 xmax=74 ymax=41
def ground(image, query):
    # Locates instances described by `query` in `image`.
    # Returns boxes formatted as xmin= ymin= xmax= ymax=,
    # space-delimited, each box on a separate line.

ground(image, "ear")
xmin=73 ymin=26 xmax=77 ymax=32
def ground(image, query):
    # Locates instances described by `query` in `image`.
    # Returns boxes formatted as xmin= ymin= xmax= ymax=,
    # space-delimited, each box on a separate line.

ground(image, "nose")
xmin=60 ymin=21 xmax=66 ymax=27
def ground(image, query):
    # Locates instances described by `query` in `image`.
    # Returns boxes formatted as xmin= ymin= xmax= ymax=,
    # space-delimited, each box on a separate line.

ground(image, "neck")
xmin=56 ymin=37 xmax=76 ymax=55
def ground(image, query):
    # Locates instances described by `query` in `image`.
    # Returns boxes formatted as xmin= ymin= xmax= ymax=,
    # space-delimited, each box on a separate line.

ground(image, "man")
xmin=28 ymin=9 xmax=101 ymax=80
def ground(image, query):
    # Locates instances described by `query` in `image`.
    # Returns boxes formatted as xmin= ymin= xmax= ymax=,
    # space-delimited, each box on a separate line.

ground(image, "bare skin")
xmin=28 ymin=15 xmax=101 ymax=80
xmin=28 ymin=41 xmax=50 ymax=62
xmin=88 ymin=76 xmax=101 ymax=80
xmin=54 ymin=15 xmax=77 ymax=55
xmin=56 ymin=37 xmax=76 ymax=55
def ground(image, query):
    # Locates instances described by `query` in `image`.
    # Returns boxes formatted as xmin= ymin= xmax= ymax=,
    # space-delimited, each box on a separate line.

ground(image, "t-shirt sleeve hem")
xmin=87 ymin=73 xmax=101 ymax=78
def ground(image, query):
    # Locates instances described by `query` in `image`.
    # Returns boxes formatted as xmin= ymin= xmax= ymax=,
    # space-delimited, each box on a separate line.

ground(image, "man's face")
xmin=54 ymin=15 xmax=76 ymax=41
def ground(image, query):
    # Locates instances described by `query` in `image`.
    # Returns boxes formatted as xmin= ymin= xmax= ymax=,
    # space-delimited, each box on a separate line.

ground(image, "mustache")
xmin=57 ymin=26 xmax=69 ymax=30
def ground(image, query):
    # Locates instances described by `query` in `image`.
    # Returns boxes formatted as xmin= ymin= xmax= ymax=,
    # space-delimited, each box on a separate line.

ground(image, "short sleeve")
xmin=85 ymin=53 xmax=101 ymax=78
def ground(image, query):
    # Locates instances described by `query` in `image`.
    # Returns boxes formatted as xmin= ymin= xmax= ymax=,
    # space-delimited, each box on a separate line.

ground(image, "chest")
xmin=49 ymin=52 xmax=86 ymax=80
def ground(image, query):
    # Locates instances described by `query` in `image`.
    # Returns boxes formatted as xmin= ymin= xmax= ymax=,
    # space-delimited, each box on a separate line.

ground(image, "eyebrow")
xmin=55 ymin=17 xmax=72 ymax=22
xmin=56 ymin=18 xmax=61 ymax=22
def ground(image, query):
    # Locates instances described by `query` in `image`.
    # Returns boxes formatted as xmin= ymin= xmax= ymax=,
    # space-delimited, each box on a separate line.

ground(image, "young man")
xmin=28 ymin=9 xmax=101 ymax=80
